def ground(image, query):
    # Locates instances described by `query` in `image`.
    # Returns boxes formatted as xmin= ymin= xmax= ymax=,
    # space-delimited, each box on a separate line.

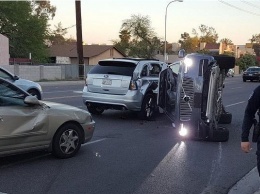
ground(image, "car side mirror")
xmin=13 ymin=75 xmax=19 ymax=80
xmin=178 ymin=49 xmax=186 ymax=58
xmin=24 ymin=95 xmax=40 ymax=105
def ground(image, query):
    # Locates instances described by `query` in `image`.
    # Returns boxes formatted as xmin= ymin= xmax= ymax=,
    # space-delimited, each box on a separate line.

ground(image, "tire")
xmin=27 ymin=89 xmax=41 ymax=100
xmin=52 ymin=123 xmax=82 ymax=159
xmin=86 ymin=103 xmax=104 ymax=115
xmin=210 ymin=126 xmax=229 ymax=142
xmin=243 ymin=78 xmax=246 ymax=82
xmin=138 ymin=93 xmax=157 ymax=121
xmin=219 ymin=112 xmax=232 ymax=124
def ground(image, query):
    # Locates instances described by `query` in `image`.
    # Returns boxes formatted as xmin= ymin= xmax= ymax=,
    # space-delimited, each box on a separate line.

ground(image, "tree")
xmin=178 ymin=32 xmax=199 ymax=53
xmin=112 ymin=15 xmax=161 ymax=58
xmin=0 ymin=1 xmax=56 ymax=62
xmin=236 ymin=54 xmax=256 ymax=71
xmin=192 ymin=24 xmax=218 ymax=44
xmin=178 ymin=24 xmax=219 ymax=53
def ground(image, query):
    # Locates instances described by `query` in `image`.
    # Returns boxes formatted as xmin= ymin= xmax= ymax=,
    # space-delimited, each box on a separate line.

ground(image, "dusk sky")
xmin=49 ymin=0 xmax=260 ymax=45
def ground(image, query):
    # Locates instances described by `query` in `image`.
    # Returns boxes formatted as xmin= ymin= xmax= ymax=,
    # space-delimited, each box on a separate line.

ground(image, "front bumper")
xmin=81 ymin=120 xmax=95 ymax=143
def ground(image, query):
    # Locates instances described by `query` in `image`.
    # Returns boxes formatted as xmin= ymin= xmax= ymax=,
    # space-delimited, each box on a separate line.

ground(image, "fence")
xmin=1 ymin=64 xmax=95 ymax=81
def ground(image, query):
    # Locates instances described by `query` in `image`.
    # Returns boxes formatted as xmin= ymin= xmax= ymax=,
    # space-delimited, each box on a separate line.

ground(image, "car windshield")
xmin=88 ymin=61 xmax=136 ymax=76
xmin=246 ymin=68 xmax=260 ymax=72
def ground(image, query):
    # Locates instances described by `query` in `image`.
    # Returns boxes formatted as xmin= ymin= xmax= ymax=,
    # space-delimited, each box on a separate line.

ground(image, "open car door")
xmin=157 ymin=64 xmax=179 ymax=122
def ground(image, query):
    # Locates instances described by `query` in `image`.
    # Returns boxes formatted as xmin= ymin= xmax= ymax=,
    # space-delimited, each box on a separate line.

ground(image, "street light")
xmin=164 ymin=0 xmax=183 ymax=62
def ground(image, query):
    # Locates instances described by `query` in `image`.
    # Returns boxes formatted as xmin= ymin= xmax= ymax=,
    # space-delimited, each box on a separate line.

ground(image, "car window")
xmin=169 ymin=62 xmax=180 ymax=74
xmin=149 ymin=63 xmax=161 ymax=76
xmin=0 ymin=80 xmax=27 ymax=106
xmin=0 ymin=69 xmax=12 ymax=80
xmin=141 ymin=65 xmax=148 ymax=77
xmin=88 ymin=61 xmax=136 ymax=76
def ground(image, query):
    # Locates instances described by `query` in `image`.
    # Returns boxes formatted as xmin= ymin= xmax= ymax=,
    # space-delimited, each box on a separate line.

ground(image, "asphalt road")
xmin=0 ymin=76 xmax=259 ymax=194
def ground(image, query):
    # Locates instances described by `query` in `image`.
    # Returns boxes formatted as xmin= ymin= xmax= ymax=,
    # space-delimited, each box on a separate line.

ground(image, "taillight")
xmin=129 ymin=80 xmax=138 ymax=90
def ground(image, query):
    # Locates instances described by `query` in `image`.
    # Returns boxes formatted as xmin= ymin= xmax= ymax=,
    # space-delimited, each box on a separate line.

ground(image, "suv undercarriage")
xmin=158 ymin=51 xmax=235 ymax=142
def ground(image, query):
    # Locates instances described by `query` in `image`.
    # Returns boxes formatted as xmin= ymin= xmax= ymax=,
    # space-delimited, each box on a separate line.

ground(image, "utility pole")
xmin=75 ymin=0 xmax=84 ymax=79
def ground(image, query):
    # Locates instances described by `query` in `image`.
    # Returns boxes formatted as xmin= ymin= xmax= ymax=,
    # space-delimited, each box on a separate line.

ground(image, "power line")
xmin=218 ymin=0 xmax=260 ymax=16
xmin=240 ymin=0 xmax=260 ymax=10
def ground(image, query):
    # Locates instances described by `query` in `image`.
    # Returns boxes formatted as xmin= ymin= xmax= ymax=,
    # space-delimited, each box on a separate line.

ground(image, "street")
xmin=0 ymin=75 xmax=258 ymax=194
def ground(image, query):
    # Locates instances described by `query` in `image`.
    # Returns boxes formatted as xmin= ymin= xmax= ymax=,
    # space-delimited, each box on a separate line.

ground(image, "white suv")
xmin=82 ymin=58 xmax=167 ymax=120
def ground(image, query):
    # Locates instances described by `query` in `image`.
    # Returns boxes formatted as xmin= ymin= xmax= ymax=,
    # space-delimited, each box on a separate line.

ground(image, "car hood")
xmin=41 ymin=101 xmax=92 ymax=123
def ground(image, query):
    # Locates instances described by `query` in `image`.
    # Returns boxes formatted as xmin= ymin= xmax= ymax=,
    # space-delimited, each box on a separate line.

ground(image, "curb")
xmin=228 ymin=167 xmax=260 ymax=194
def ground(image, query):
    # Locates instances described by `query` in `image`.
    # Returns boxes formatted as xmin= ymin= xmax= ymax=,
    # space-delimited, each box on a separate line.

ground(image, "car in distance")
xmin=0 ymin=77 xmax=95 ymax=159
xmin=82 ymin=58 xmax=168 ymax=120
xmin=226 ymin=69 xmax=234 ymax=77
xmin=243 ymin=66 xmax=260 ymax=82
xmin=0 ymin=66 xmax=43 ymax=99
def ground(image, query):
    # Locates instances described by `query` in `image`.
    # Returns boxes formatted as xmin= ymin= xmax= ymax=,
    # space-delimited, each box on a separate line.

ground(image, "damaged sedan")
xmin=0 ymin=78 xmax=95 ymax=158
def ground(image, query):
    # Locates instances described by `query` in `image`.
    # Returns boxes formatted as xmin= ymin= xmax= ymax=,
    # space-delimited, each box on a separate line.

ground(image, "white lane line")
xmin=82 ymin=138 xmax=107 ymax=146
xmin=44 ymin=90 xmax=82 ymax=94
xmin=44 ymin=95 xmax=81 ymax=100
xmin=230 ymin=87 xmax=242 ymax=90
xmin=226 ymin=101 xmax=245 ymax=107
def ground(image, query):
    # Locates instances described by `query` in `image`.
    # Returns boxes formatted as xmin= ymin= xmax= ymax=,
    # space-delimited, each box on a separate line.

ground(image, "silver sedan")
xmin=0 ymin=78 xmax=95 ymax=159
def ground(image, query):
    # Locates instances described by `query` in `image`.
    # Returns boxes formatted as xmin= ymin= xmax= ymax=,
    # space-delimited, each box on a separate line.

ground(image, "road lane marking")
xmin=44 ymin=95 xmax=81 ymax=100
xmin=82 ymin=138 xmax=107 ymax=146
xmin=226 ymin=101 xmax=245 ymax=107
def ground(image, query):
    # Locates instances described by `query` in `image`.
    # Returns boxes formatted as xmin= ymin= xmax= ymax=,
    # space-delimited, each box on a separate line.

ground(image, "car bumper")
xmin=82 ymin=86 xmax=143 ymax=111
xmin=243 ymin=75 xmax=260 ymax=80
xmin=81 ymin=120 xmax=95 ymax=143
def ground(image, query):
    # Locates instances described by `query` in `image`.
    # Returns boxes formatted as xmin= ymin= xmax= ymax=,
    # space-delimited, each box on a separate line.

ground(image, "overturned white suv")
xmin=82 ymin=58 xmax=167 ymax=120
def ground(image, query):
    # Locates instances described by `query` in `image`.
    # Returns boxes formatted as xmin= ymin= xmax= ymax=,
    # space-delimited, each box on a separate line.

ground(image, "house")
xmin=0 ymin=34 xmax=9 ymax=65
xmin=48 ymin=44 xmax=126 ymax=65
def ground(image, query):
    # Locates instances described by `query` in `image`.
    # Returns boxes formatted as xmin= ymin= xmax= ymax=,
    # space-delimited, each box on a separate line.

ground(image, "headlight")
xmin=179 ymin=123 xmax=188 ymax=137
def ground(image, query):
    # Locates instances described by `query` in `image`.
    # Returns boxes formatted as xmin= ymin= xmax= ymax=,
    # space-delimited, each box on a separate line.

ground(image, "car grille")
xmin=180 ymin=77 xmax=194 ymax=121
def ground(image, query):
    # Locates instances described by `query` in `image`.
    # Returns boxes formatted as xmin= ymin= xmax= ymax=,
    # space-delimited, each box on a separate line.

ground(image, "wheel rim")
xmin=59 ymin=129 xmax=79 ymax=154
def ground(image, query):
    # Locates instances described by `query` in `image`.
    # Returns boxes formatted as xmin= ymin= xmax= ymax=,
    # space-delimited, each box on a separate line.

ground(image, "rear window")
xmin=88 ymin=61 xmax=136 ymax=76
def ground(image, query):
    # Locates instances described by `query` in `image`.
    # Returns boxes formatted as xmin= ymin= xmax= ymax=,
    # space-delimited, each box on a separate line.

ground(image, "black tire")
xmin=27 ymin=89 xmax=41 ymax=100
xmin=138 ymin=93 xmax=157 ymax=121
xmin=219 ymin=112 xmax=232 ymax=124
xmin=52 ymin=123 xmax=82 ymax=159
xmin=243 ymin=79 xmax=246 ymax=82
xmin=210 ymin=126 xmax=229 ymax=142
xmin=86 ymin=103 xmax=104 ymax=115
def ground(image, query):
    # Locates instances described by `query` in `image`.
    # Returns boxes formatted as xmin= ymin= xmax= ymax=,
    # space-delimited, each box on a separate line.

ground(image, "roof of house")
xmin=205 ymin=43 xmax=220 ymax=50
xmin=48 ymin=44 xmax=126 ymax=58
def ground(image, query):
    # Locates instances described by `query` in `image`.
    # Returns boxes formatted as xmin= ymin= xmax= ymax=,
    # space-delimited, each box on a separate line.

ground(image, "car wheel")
xmin=138 ymin=93 xmax=157 ymax=121
xmin=52 ymin=123 xmax=82 ymax=159
xmin=243 ymin=78 xmax=246 ymax=82
xmin=27 ymin=89 xmax=41 ymax=100
xmin=219 ymin=112 xmax=232 ymax=124
xmin=86 ymin=103 xmax=104 ymax=115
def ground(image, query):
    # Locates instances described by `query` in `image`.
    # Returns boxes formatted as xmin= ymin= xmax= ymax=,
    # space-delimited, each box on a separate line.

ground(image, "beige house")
xmin=48 ymin=44 xmax=126 ymax=65
xmin=0 ymin=34 xmax=9 ymax=65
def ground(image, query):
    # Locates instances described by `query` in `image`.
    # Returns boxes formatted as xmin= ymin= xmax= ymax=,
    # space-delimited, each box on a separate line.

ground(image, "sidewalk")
xmin=228 ymin=167 xmax=260 ymax=194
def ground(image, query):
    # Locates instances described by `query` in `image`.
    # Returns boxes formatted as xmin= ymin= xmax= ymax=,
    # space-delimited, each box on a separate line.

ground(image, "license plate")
xmin=102 ymin=79 xmax=112 ymax=85
xmin=249 ymin=74 xmax=252 ymax=76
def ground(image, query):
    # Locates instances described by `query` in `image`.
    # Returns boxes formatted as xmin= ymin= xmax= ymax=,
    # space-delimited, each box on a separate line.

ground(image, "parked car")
xmin=0 ymin=77 xmax=95 ymax=158
xmin=82 ymin=58 xmax=168 ymax=120
xmin=243 ymin=66 xmax=260 ymax=82
xmin=0 ymin=66 xmax=42 ymax=99
xmin=226 ymin=69 xmax=234 ymax=77
xmin=158 ymin=51 xmax=235 ymax=142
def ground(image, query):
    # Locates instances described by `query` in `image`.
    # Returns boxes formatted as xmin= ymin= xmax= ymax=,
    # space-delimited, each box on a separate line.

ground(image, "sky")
xmin=49 ymin=0 xmax=260 ymax=46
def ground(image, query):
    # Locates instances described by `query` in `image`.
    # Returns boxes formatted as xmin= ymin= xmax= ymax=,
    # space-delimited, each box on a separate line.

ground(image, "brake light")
xmin=129 ymin=80 xmax=138 ymax=90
